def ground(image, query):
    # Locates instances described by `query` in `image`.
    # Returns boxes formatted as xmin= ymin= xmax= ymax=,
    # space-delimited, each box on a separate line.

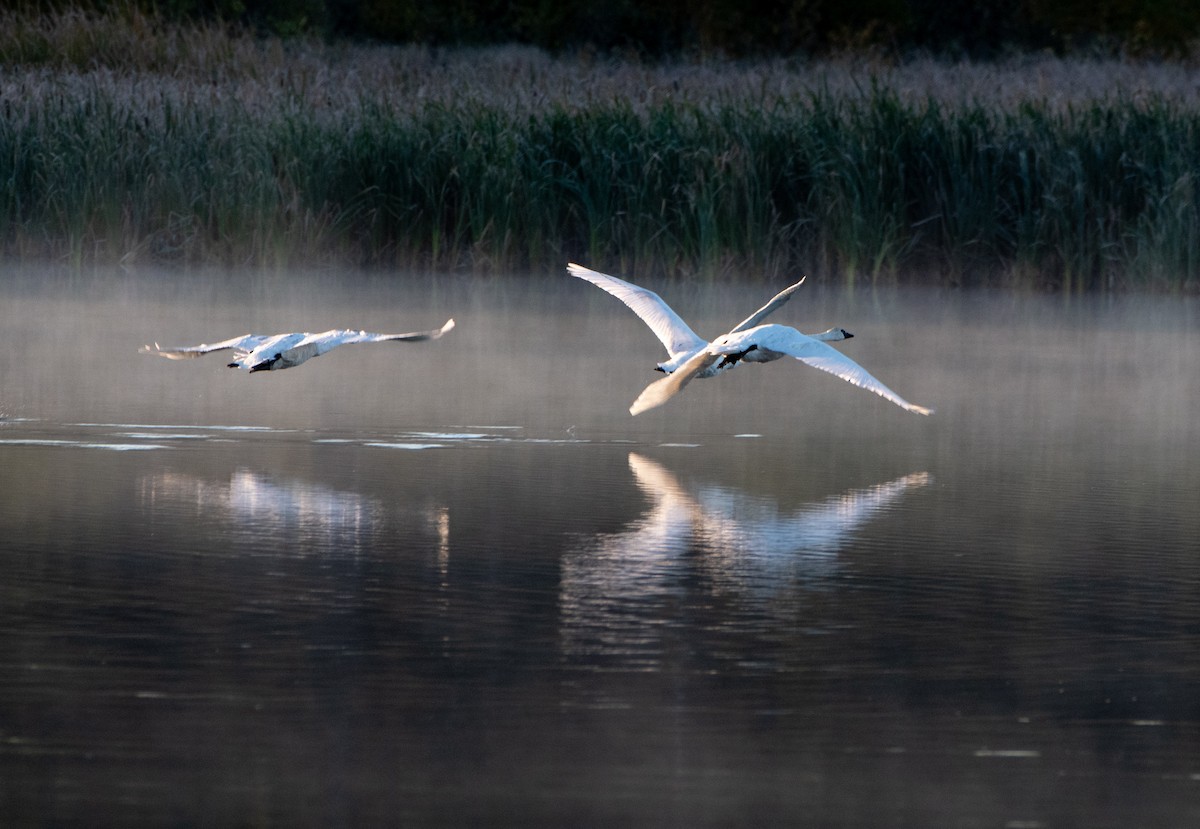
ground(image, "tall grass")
xmin=3 ymin=8 xmax=1200 ymax=289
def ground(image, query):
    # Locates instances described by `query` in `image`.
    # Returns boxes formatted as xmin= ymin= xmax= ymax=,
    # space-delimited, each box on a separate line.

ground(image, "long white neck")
xmin=810 ymin=327 xmax=853 ymax=342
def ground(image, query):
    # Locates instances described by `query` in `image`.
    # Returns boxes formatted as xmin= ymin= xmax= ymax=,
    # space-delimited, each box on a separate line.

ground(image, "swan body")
xmin=631 ymin=323 xmax=932 ymax=416
xmin=141 ymin=319 xmax=454 ymax=372
xmin=566 ymin=263 xmax=931 ymax=417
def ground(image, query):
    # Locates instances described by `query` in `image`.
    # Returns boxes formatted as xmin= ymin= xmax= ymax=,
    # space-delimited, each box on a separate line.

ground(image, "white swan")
xmin=567 ymin=263 xmax=931 ymax=416
xmin=141 ymin=319 xmax=454 ymax=372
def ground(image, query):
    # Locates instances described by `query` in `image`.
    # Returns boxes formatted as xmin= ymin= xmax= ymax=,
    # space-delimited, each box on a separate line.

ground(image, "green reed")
xmin=3 ymin=63 xmax=1200 ymax=289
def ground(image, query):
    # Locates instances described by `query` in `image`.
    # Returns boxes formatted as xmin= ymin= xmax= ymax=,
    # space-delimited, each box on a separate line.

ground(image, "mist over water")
xmin=2 ymin=266 xmax=1198 ymax=826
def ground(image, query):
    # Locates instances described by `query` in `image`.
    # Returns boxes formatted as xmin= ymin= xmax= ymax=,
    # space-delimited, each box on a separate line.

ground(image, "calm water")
xmin=1 ymin=267 xmax=1198 ymax=827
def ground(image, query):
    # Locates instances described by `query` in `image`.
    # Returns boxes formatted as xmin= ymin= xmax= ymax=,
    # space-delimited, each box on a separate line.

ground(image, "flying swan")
xmin=141 ymin=319 xmax=455 ymax=372
xmin=567 ymin=263 xmax=931 ymax=416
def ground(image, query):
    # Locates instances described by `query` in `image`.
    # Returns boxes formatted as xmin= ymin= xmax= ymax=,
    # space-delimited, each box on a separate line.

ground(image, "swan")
xmin=567 ymin=263 xmax=931 ymax=416
xmin=141 ymin=319 xmax=454 ymax=372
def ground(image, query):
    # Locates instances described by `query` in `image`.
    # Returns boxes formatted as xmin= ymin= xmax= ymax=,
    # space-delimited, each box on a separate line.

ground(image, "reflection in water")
xmin=560 ymin=453 xmax=929 ymax=660
xmin=433 ymin=504 xmax=451 ymax=579
xmin=138 ymin=469 xmax=402 ymax=554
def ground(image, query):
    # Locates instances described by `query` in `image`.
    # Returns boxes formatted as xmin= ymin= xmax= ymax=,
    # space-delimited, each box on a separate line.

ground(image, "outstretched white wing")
xmin=567 ymin=263 xmax=707 ymax=360
xmin=727 ymin=277 xmax=805 ymax=334
xmin=312 ymin=319 xmax=456 ymax=353
xmin=745 ymin=326 xmax=933 ymax=415
xmin=139 ymin=334 xmax=271 ymax=360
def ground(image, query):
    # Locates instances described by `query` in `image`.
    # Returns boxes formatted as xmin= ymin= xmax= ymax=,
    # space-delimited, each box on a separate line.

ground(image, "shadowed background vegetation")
xmin=9 ymin=0 xmax=1200 ymax=57
xmin=2 ymin=4 xmax=1200 ymax=289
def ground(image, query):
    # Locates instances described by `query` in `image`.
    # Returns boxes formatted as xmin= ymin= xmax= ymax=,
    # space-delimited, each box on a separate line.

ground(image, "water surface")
xmin=1 ymin=267 xmax=1198 ymax=826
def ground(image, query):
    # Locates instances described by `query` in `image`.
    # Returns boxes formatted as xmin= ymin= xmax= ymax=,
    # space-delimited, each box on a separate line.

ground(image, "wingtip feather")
xmin=628 ymin=396 xmax=655 ymax=416
xmin=628 ymin=373 xmax=679 ymax=416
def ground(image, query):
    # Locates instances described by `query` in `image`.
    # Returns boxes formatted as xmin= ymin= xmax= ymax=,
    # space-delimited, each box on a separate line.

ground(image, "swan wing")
xmin=751 ymin=326 xmax=933 ymax=415
xmin=378 ymin=317 xmax=456 ymax=342
xmin=140 ymin=334 xmax=270 ymax=360
xmin=295 ymin=319 xmax=456 ymax=357
xmin=567 ymin=263 xmax=706 ymax=359
xmin=629 ymin=347 xmax=720 ymax=415
xmin=728 ymin=277 xmax=805 ymax=334
xmin=315 ymin=319 xmax=457 ymax=349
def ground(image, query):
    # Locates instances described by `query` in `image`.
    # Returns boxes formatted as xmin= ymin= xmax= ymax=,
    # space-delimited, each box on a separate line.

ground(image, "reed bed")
xmin=3 ymin=10 xmax=1200 ymax=288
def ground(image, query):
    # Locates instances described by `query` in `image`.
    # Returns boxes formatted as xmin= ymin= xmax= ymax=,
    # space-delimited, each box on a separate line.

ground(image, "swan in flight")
xmin=566 ymin=263 xmax=931 ymax=416
xmin=141 ymin=319 xmax=454 ymax=372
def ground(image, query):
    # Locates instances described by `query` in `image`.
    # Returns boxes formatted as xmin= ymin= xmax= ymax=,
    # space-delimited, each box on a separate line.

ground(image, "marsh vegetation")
xmin=3 ymin=7 xmax=1200 ymax=289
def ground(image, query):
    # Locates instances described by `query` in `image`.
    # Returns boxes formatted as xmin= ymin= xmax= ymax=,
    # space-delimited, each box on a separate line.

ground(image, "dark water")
xmin=2 ymin=267 xmax=1198 ymax=827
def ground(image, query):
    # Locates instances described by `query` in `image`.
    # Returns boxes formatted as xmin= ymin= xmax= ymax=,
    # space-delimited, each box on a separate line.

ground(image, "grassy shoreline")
xmin=3 ymin=11 xmax=1200 ymax=289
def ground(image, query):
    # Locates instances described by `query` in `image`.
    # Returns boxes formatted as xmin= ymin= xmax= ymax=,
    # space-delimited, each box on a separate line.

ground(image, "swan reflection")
xmin=138 ymin=469 xmax=398 ymax=554
xmin=560 ymin=453 xmax=929 ymax=659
